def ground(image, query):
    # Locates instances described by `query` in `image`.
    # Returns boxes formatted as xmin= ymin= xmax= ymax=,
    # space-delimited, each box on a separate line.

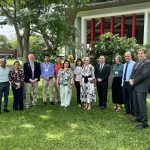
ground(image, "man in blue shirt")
xmin=41 ymin=55 xmax=55 ymax=105
xmin=122 ymin=51 xmax=135 ymax=115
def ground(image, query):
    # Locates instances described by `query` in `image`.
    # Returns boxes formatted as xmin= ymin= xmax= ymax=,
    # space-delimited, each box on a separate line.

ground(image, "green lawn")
xmin=0 ymin=82 xmax=150 ymax=150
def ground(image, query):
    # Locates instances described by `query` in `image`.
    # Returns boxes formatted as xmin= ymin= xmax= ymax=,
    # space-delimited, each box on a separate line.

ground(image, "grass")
xmin=0 ymin=81 xmax=150 ymax=150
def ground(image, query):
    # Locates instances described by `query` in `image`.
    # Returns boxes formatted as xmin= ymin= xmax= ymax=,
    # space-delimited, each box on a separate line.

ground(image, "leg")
xmin=25 ymin=83 xmax=32 ymax=108
xmin=97 ymin=84 xmax=102 ymax=107
xmin=75 ymin=81 xmax=81 ymax=104
xmin=53 ymin=78 xmax=60 ymax=103
xmin=60 ymin=85 xmax=65 ymax=107
xmin=65 ymin=85 xmax=72 ymax=107
xmin=137 ymin=92 xmax=148 ymax=125
xmin=18 ymin=87 xmax=23 ymax=110
xmin=0 ymin=84 xmax=4 ymax=112
xmin=101 ymin=85 xmax=108 ymax=108
xmin=12 ymin=87 xmax=18 ymax=110
xmin=3 ymin=82 xmax=10 ymax=111
xmin=49 ymin=79 xmax=54 ymax=102
xmin=32 ymin=82 xmax=38 ymax=104
xmin=42 ymin=79 xmax=48 ymax=102
xmin=122 ymin=84 xmax=130 ymax=114
xmin=132 ymin=90 xmax=140 ymax=120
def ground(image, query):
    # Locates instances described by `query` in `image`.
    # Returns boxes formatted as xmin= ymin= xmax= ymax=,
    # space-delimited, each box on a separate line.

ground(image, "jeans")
xmin=0 ymin=82 xmax=10 ymax=111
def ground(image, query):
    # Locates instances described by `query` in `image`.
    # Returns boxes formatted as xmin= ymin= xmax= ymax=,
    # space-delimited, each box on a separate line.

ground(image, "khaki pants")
xmin=42 ymin=78 xmax=55 ymax=102
xmin=25 ymin=82 xmax=38 ymax=107
xmin=53 ymin=78 xmax=60 ymax=103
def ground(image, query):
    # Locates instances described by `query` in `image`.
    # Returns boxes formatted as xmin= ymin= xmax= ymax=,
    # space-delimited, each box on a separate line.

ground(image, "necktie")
xmin=30 ymin=62 xmax=34 ymax=79
xmin=123 ymin=62 xmax=129 ymax=81
xmin=100 ymin=64 xmax=103 ymax=72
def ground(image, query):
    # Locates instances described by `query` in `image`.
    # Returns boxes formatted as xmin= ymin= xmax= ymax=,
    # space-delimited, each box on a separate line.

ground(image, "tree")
xmin=0 ymin=0 xmax=89 ymax=62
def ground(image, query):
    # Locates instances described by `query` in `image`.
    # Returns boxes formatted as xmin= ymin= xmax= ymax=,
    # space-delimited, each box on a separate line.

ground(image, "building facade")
xmin=67 ymin=0 xmax=150 ymax=57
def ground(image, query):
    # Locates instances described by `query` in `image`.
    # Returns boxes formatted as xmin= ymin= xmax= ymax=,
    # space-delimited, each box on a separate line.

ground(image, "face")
xmin=44 ymin=56 xmax=49 ymax=62
xmin=28 ymin=54 xmax=35 ymax=62
xmin=0 ymin=59 xmax=6 ymax=68
xmin=77 ymin=60 xmax=82 ymax=66
xmin=138 ymin=50 xmax=146 ymax=60
xmin=64 ymin=61 xmax=69 ymax=68
xmin=99 ymin=56 xmax=105 ymax=64
xmin=115 ymin=56 xmax=120 ymax=64
xmin=84 ymin=57 xmax=90 ymax=65
xmin=56 ymin=57 xmax=61 ymax=64
xmin=124 ymin=52 xmax=132 ymax=62
xmin=13 ymin=63 xmax=20 ymax=70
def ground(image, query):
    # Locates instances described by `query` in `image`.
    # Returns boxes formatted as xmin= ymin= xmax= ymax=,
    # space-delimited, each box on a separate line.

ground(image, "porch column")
xmin=110 ymin=16 xmax=114 ymax=34
xmin=91 ymin=18 xmax=96 ymax=43
xmin=144 ymin=11 xmax=150 ymax=44
xmin=121 ymin=15 xmax=125 ymax=37
xmin=81 ymin=18 xmax=87 ymax=47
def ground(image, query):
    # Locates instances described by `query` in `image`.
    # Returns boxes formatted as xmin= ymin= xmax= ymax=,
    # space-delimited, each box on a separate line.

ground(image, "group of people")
xmin=0 ymin=47 xmax=150 ymax=129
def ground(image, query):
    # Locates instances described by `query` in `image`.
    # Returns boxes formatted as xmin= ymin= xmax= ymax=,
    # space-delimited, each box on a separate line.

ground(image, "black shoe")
xmin=99 ymin=106 xmax=105 ymax=110
xmin=3 ymin=109 xmax=9 ymax=112
xmin=43 ymin=102 xmax=47 ymax=106
xmin=131 ymin=118 xmax=141 ymax=123
xmin=136 ymin=124 xmax=148 ymax=129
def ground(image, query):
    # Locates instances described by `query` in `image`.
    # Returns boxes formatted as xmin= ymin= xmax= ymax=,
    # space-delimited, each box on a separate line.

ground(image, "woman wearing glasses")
xmin=80 ymin=57 xmax=96 ymax=110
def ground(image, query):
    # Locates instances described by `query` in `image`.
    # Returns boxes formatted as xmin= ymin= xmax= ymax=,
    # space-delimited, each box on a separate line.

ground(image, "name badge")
xmin=115 ymin=71 xmax=118 ymax=75
xmin=45 ymin=69 xmax=48 ymax=72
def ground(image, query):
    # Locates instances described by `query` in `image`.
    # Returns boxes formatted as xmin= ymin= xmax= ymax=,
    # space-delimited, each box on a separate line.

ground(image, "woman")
xmin=80 ymin=57 xmax=96 ymax=110
xmin=112 ymin=55 xmax=124 ymax=111
xmin=57 ymin=60 xmax=74 ymax=108
xmin=74 ymin=58 xmax=83 ymax=107
xmin=9 ymin=61 xmax=24 ymax=110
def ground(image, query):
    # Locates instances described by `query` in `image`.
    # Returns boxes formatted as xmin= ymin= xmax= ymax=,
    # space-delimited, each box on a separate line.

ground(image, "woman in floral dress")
xmin=80 ymin=57 xmax=96 ymax=110
xmin=57 ymin=60 xmax=74 ymax=108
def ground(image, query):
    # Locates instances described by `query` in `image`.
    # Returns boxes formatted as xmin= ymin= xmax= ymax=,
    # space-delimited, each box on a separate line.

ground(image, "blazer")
xmin=95 ymin=63 xmax=110 ymax=86
xmin=130 ymin=58 xmax=150 ymax=93
xmin=24 ymin=61 xmax=41 ymax=83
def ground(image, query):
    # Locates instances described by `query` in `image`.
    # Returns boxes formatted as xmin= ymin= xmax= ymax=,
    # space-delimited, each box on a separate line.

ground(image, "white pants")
xmin=60 ymin=85 xmax=72 ymax=107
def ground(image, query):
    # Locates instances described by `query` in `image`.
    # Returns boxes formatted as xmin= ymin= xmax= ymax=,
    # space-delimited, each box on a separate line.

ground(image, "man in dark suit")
xmin=95 ymin=55 xmax=110 ymax=109
xmin=24 ymin=54 xmax=41 ymax=108
xmin=129 ymin=48 xmax=150 ymax=129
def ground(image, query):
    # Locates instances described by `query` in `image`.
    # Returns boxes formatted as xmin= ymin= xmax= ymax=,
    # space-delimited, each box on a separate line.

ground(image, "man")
xmin=24 ymin=54 xmax=41 ymax=108
xmin=41 ymin=55 xmax=55 ymax=105
xmin=0 ymin=58 xmax=10 ymax=113
xmin=95 ymin=55 xmax=110 ymax=109
xmin=122 ymin=51 xmax=135 ymax=115
xmin=54 ymin=56 xmax=62 ymax=103
xmin=129 ymin=48 xmax=150 ymax=129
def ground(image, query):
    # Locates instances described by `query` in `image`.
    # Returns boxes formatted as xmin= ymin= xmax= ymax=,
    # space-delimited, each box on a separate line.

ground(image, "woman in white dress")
xmin=80 ymin=57 xmax=96 ymax=110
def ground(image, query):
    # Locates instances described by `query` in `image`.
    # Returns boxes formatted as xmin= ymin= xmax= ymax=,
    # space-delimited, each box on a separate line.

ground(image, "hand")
xmin=129 ymin=79 xmax=134 ymax=86
xmin=45 ymin=77 xmax=50 ymax=81
xmin=56 ymin=84 xmax=59 ymax=89
xmin=97 ymin=78 xmax=102 ymax=82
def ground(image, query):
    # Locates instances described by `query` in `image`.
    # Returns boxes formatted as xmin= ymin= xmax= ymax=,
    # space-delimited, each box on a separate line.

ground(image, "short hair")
xmin=115 ymin=54 xmax=122 ymax=62
xmin=13 ymin=61 xmax=20 ymax=66
xmin=44 ymin=54 xmax=49 ymax=58
xmin=62 ymin=60 xmax=71 ymax=69
xmin=75 ymin=58 xmax=83 ymax=67
xmin=136 ymin=48 xmax=147 ymax=54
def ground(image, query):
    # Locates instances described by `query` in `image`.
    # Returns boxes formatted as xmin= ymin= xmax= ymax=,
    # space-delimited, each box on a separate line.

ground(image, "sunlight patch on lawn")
xmin=20 ymin=123 xmax=35 ymax=129
xmin=45 ymin=132 xmax=63 ymax=140
xmin=0 ymin=134 xmax=12 ymax=139
xmin=39 ymin=115 xmax=50 ymax=120
xmin=69 ymin=123 xmax=79 ymax=129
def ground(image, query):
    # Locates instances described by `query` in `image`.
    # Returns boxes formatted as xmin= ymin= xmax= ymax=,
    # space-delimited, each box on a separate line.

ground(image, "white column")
xmin=144 ymin=11 xmax=148 ymax=44
xmin=81 ymin=18 xmax=87 ymax=48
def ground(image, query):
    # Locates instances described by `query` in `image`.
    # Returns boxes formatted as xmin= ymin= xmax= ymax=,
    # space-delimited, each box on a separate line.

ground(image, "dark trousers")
xmin=0 ymin=82 xmax=10 ymax=111
xmin=97 ymin=83 xmax=108 ymax=108
xmin=132 ymin=90 xmax=148 ymax=125
xmin=122 ymin=82 xmax=134 ymax=115
xmin=12 ymin=87 xmax=23 ymax=110
xmin=75 ymin=81 xmax=81 ymax=104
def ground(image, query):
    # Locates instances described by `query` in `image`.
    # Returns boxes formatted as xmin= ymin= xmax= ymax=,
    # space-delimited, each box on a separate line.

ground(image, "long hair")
xmin=75 ymin=58 xmax=83 ymax=67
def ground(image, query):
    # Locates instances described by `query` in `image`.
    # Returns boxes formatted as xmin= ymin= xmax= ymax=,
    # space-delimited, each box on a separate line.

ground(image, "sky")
xmin=0 ymin=25 xmax=16 ymax=40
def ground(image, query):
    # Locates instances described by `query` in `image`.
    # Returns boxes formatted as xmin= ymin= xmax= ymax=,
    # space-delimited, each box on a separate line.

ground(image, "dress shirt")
xmin=122 ymin=60 xmax=136 ymax=82
xmin=0 ymin=66 xmax=10 ymax=82
xmin=41 ymin=62 xmax=54 ymax=78
xmin=54 ymin=63 xmax=63 ymax=76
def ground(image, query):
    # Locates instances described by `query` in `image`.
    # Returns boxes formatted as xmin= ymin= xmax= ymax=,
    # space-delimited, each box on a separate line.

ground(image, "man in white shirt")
xmin=0 ymin=58 xmax=10 ymax=113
